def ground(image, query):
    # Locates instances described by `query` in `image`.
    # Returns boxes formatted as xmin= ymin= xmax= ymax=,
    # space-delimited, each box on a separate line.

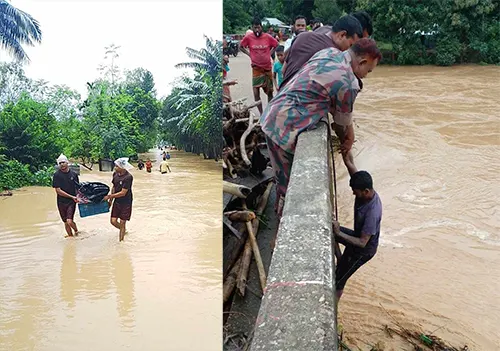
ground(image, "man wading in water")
xmin=52 ymin=154 xmax=80 ymax=237
xmin=104 ymin=158 xmax=134 ymax=242
xmin=333 ymin=171 xmax=382 ymax=306
xmin=239 ymin=17 xmax=278 ymax=114
xmin=159 ymin=156 xmax=171 ymax=174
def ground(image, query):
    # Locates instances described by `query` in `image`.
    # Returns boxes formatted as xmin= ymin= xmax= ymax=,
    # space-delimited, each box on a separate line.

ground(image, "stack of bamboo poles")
xmin=223 ymin=180 xmax=273 ymax=302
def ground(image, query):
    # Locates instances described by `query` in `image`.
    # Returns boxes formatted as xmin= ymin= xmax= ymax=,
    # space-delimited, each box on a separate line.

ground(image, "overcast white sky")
xmin=3 ymin=0 xmax=222 ymax=99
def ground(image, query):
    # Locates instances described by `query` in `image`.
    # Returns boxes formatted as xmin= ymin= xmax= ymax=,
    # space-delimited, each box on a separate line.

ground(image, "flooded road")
xmin=228 ymin=55 xmax=500 ymax=349
xmin=0 ymin=150 xmax=222 ymax=351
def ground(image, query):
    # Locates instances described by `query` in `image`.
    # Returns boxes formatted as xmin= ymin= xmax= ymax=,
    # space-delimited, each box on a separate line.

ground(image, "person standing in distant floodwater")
xmin=159 ymin=156 xmax=171 ymax=174
xmin=333 ymin=171 xmax=382 ymax=307
xmin=104 ymin=158 xmax=134 ymax=242
xmin=52 ymin=154 xmax=80 ymax=237
xmin=239 ymin=17 xmax=279 ymax=114
xmin=145 ymin=159 xmax=152 ymax=173
xmin=166 ymin=152 xmax=171 ymax=160
xmin=137 ymin=159 xmax=144 ymax=170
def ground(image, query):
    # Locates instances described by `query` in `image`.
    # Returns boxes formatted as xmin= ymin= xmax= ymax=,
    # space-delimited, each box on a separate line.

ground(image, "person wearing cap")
xmin=52 ymin=154 xmax=80 ymax=237
xmin=103 ymin=158 xmax=134 ymax=242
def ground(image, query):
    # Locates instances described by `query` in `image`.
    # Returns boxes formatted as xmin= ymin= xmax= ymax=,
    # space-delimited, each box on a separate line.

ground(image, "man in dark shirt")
xmin=332 ymin=171 xmax=382 ymax=305
xmin=280 ymin=15 xmax=364 ymax=89
xmin=52 ymin=154 xmax=80 ymax=237
xmin=104 ymin=158 xmax=134 ymax=242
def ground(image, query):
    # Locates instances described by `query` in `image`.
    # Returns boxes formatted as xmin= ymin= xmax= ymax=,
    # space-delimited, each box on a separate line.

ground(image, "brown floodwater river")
xmin=336 ymin=65 xmax=500 ymax=350
xmin=228 ymin=55 xmax=500 ymax=350
xmin=0 ymin=150 xmax=222 ymax=351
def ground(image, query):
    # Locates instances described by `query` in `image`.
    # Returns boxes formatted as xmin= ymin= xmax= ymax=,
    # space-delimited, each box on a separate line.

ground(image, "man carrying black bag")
xmin=52 ymin=154 xmax=80 ymax=237
xmin=104 ymin=157 xmax=134 ymax=242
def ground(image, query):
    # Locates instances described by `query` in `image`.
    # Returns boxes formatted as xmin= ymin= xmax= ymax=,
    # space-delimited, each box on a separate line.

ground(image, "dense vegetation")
xmin=159 ymin=36 xmax=222 ymax=160
xmin=0 ymin=46 xmax=161 ymax=190
xmin=0 ymin=36 xmax=222 ymax=191
xmin=223 ymin=0 xmax=500 ymax=66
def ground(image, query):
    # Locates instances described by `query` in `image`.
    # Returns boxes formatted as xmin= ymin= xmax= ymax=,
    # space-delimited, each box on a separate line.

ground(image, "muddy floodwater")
xmin=0 ymin=150 xmax=221 ymax=351
xmin=228 ymin=55 xmax=500 ymax=350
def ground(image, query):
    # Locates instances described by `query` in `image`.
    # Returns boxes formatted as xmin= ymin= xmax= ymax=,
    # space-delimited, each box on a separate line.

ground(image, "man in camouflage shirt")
xmin=260 ymin=38 xmax=381 ymax=217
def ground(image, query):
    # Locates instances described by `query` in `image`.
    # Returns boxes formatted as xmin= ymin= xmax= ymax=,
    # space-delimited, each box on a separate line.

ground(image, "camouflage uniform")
xmin=260 ymin=48 xmax=361 ymax=217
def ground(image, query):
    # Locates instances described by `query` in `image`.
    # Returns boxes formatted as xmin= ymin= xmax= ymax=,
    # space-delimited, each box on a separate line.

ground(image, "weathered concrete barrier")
xmin=251 ymin=122 xmax=337 ymax=350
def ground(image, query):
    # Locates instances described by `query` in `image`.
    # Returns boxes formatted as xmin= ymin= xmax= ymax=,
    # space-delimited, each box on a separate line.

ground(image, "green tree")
xmin=312 ymin=0 xmax=342 ymax=25
xmin=0 ymin=95 xmax=62 ymax=171
xmin=123 ymin=67 xmax=156 ymax=95
xmin=0 ymin=0 xmax=42 ymax=62
xmin=357 ymin=0 xmax=500 ymax=66
xmin=160 ymin=37 xmax=222 ymax=159
xmin=175 ymin=35 xmax=222 ymax=80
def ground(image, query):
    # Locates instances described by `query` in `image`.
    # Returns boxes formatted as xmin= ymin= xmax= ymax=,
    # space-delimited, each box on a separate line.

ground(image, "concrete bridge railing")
xmin=251 ymin=122 xmax=338 ymax=350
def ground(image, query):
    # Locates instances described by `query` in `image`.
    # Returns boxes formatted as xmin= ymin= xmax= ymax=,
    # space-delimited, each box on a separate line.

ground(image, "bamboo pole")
xmin=224 ymin=210 xmax=256 ymax=222
xmin=223 ymin=255 xmax=243 ymax=303
xmin=245 ymin=220 xmax=267 ymax=292
xmin=223 ymin=181 xmax=251 ymax=198
xmin=237 ymin=181 xmax=273 ymax=296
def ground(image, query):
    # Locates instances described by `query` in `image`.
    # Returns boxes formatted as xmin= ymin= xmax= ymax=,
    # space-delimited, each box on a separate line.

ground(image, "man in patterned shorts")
xmin=260 ymin=38 xmax=381 ymax=217
xmin=239 ymin=17 xmax=278 ymax=114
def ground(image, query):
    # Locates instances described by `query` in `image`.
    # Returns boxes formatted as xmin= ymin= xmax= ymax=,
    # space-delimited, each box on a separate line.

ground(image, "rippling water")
xmin=335 ymin=65 xmax=500 ymax=350
xmin=228 ymin=56 xmax=500 ymax=350
xmin=0 ymin=150 xmax=222 ymax=351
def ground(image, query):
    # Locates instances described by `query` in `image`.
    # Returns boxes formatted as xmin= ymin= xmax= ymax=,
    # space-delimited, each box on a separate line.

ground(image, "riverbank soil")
xmin=225 ymin=54 xmax=500 ymax=350
xmin=0 ymin=150 xmax=222 ymax=351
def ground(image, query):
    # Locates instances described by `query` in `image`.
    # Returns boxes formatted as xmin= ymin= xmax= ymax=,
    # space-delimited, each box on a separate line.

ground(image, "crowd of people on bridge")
xmin=236 ymin=12 xmax=384 ymax=304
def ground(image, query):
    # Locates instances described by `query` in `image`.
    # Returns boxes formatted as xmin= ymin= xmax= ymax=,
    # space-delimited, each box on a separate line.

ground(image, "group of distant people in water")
xmin=231 ymin=11 xmax=384 ymax=304
xmin=137 ymin=148 xmax=172 ymax=174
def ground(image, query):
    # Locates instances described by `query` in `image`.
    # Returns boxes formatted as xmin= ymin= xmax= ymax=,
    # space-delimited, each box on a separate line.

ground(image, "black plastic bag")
xmin=76 ymin=182 xmax=110 ymax=204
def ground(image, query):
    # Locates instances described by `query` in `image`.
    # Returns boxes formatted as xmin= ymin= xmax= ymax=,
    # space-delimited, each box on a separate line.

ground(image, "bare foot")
xmin=64 ymin=234 xmax=74 ymax=238
xmin=74 ymin=231 xmax=79 ymax=236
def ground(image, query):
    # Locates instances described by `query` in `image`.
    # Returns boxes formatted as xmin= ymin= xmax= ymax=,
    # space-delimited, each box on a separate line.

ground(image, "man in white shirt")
xmin=283 ymin=15 xmax=307 ymax=52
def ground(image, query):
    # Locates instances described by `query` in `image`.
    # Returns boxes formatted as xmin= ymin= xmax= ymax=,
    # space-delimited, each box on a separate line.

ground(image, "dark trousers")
xmin=335 ymin=227 xmax=374 ymax=290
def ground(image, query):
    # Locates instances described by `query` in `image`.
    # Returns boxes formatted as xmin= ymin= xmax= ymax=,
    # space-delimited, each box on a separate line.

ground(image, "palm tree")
xmin=175 ymin=35 xmax=222 ymax=80
xmin=161 ymin=36 xmax=222 ymax=159
xmin=0 ymin=0 xmax=42 ymax=63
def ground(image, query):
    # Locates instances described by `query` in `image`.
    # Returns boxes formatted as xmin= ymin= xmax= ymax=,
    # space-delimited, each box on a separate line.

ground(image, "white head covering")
xmin=114 ymin=157 xmax=134 ymax=170
xmin=57 ymin=154 xmax=69 ymax=163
